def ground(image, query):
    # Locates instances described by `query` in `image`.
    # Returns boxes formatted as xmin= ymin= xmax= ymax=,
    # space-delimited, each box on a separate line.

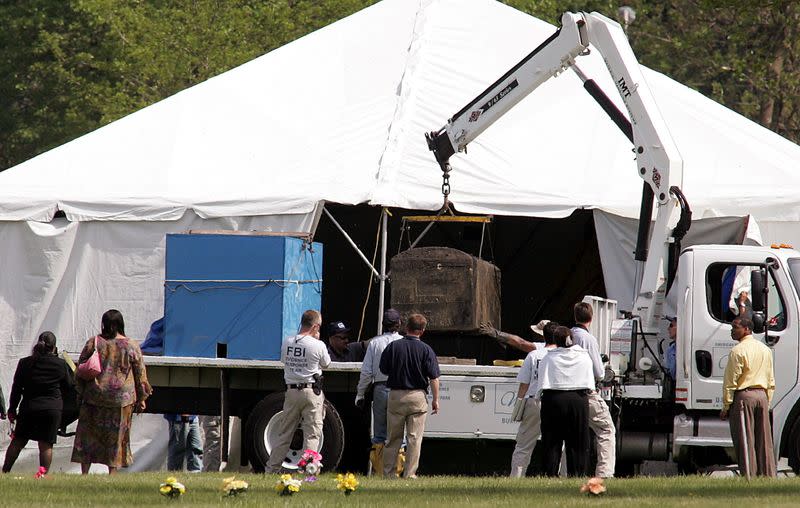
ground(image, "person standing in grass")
xmin=71 ymin=309 xmax=152 ymax=474
xmin=2 ymin=332 xmax=73 ymax=476
xmin=571 ymin=302 xmax=616 ymax=478
xmin=509 ymin=321 xmax=558 ymax=477
xmin=164 ymin=413 xmax=203 ymax=472
xmin=266 ymin=309 xmax=330 ymax=474
xmin=536 ymin=326 xmax=594 ymax=477
xmin=720 ymin=317 xmax=776 ymax=477
xmin=379 ymin=313 xmax=440 ymax=479
xmin=355 ymin=308 xmax=404 ymax=476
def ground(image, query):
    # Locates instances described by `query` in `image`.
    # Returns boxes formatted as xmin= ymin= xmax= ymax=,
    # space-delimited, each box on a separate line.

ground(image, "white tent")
xmin=2 ymin=0 xmax=800 ymax=470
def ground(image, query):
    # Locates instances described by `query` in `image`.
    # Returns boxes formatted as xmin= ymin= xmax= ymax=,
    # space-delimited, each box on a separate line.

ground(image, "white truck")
xmin=425 ymin=11 xmax=800 ymax=473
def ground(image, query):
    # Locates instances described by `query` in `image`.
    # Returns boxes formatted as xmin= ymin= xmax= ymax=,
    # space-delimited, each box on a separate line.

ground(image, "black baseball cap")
xmin=383 ymin=308 xmax=401 ymax=326
xmin=326 ymin=321 xmax=351 ymax=338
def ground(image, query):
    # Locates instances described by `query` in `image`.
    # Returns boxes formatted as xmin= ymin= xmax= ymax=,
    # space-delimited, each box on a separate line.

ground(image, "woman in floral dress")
xmin=71 ymin=309 xmax=152 ymax=474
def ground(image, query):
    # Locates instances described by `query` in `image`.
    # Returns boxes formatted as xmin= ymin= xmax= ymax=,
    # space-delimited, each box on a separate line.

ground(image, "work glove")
xmin=355 ymin=395 xmax=365 ymax=410
xmin=479 ymin=321 xmax=510 ymax=348
xmin=478 ymin=321 xmax=499 ymax=338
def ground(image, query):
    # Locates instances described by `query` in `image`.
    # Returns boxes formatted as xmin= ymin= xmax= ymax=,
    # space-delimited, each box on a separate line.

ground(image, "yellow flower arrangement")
xmin=335 ymin=473 xmax=359 ymax=495
xmin=221 ymin=476 xmax=249 ymax=496
xmin=275 ymin=474 xmax=302 ymax=496
xmin=159 ymin=476 xmax=186 ymax=498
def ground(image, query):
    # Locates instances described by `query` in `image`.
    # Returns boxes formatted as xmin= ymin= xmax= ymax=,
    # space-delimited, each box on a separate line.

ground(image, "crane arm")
xmin=426 ymin=12 xmax=687 ymax=333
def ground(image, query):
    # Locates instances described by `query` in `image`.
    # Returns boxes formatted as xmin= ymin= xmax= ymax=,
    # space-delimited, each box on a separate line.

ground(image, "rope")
xmin=357 ymin=210 xmax=384 ymax=341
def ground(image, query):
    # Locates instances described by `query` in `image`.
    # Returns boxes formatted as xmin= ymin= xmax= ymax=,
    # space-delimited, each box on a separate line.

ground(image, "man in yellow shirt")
xmin=720 ymin=317 xmax=776 ymax=477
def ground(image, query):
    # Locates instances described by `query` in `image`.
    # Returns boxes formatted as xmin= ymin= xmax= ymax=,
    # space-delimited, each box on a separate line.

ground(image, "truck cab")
xmin=672 ymin=244 xmax=800 ymax=470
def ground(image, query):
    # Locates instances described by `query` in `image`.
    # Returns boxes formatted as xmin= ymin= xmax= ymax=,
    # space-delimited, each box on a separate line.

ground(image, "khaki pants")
xmin=384 ymin=389 xmax=428 ymax=478
xmin=266 ymin=388 xmax=325 ymax=473
xmin=588 ymin=390 xmax=616 ymax=478
xmin=510 ymin=398 xmax=541 ymax=477
xmin=729 ymin=388 xmax=776 ymax=477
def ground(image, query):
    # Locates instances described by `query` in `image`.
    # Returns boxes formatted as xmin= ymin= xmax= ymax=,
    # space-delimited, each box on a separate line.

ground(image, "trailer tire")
xmin=244 ymin=392 xmax=344 ymax=473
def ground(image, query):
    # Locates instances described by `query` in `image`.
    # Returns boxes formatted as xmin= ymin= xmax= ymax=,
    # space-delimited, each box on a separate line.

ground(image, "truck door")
xmin=690 ymin=256 xmax=797 ymax=410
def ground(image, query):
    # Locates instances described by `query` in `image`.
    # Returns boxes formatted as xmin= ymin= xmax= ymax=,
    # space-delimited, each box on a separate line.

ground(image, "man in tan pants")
xmin=571 ymin=302 xmax=616 ymax=478
xmin=379 ymin=314 xmax=440 ymax=478
xmin=721 ymin=317 xmax=776 ymax=477
xmin=266 ymin=310 xmax=331 ymax=473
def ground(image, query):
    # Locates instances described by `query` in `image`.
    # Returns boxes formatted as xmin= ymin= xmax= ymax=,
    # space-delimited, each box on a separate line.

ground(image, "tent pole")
xmin=377 ymin=208 xmax=388 ymax=335
xmin=322 ymin=207 xmax=380 ymax=278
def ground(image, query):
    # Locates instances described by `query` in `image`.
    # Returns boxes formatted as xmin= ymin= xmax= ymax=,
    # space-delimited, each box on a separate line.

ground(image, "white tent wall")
xmin=758 ymin=221 xmax=800 ymax=251
xmin=593 ymin=210 xmax=763 ymax=317
xmin=0 ymin=210 xmax=316 ymax=394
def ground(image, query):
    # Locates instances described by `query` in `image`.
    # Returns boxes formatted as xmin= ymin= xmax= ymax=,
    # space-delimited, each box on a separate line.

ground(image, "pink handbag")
xmin=76 ymin=336 xmax=102 ymax=380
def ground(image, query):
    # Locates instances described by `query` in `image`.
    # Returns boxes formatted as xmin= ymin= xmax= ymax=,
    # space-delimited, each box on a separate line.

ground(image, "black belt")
xmin=373 ymin=381 xmax=387 ymax=386
xmin=287 ymin=383 xmax=312 ymax=389
xmin=542 ymin=389 xmax=590 ymax=395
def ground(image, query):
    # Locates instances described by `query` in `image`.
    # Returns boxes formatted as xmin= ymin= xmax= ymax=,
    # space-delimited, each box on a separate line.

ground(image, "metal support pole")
xmin=478 ymin=221 xmax=486 ymax=259
xmin=219 ymin=369 xmax=231 ymax=464
xmin=323 ymin=207 xmax=380 ymax=278
xmin=409 ymin=220 xmax=437 ymax=250
xmin=377 ymin=209 xmax=388 ymax=335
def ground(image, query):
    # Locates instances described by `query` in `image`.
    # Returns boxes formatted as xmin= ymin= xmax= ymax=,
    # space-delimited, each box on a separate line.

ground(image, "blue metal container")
xmin=163 ymin=234 xmax=323 ymax=360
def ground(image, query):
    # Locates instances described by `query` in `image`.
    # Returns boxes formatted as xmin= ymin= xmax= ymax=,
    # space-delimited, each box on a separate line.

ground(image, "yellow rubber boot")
xmin=395 ymin=447 xmax=406 ymax=477
xmin=369 ymin=443 xmax=384 ymax=477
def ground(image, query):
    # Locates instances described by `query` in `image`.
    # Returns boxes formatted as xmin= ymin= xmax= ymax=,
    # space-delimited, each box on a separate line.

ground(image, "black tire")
xmin=244 ymin=392 xmax=344 ymax=473
xmin=675 ymin=448 xmax=701 ymax=475
xmin=786 ymin=417 xmax=800 ymax=474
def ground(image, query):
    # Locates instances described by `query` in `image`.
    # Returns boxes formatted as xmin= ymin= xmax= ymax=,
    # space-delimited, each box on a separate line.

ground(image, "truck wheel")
xmin=244 ymin=392 xmax=344 ymax=473
xmin=786 ymin=417 xmax=800 ymax=474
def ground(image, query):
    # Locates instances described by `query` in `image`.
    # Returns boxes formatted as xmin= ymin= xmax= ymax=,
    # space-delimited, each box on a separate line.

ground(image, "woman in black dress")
xmin=2 ymin=332 xmax=74 ymax=475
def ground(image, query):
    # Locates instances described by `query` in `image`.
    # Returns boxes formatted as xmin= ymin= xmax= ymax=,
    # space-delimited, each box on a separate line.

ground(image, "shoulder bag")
xmin=76 ymin=336 xmax=102 ymax=380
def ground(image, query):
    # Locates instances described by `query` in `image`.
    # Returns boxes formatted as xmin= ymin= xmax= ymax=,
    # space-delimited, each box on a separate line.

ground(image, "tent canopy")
xmin=2 ymin=0 xmax=800 ymax=225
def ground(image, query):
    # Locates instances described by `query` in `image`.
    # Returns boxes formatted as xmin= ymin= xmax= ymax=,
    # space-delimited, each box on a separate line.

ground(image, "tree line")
xmin=1 ymin=0 xmax=797 ymax=171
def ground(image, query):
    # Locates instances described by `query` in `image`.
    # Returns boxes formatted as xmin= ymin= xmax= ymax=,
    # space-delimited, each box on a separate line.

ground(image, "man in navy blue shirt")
xmin=379 ymin=313 xmax=440 ymax=478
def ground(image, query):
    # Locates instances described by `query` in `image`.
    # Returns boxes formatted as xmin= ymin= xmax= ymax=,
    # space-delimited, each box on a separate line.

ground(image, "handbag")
xmin=76 ymin=336 xmax=102 ymax=380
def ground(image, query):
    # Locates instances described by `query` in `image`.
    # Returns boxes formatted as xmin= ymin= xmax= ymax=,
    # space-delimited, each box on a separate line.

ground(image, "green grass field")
xmin=0 ymin=472 xmax=798 ymax=507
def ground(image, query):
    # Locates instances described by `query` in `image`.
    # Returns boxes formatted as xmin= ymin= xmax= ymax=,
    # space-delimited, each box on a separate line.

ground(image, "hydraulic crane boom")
xmin=426 ymin=11 xmax=689 ymax=333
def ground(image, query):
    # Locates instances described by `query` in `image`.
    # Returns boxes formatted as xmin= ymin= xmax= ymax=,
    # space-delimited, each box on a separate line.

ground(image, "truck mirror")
xmin=752 ymin=311 xmax=765 ymax=334
xmin=750 ymin=268 xmax=767 ymax=312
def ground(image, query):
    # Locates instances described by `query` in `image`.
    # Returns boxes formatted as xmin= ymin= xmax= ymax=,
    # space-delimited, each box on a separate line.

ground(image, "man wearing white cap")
xmin=509 ymin=321 xmax=558 ymax=477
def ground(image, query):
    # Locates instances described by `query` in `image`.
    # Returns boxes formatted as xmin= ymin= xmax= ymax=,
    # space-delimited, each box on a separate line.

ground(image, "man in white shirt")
xmin=536 ymin=326 xmax=595 ymax=476
xmin=509 ymin=321 xmax=558 ymax=477
xmin=355 ymin=308 xmax=403 ymax=476
xmin=265 ymin=309 xmax=331 ymax=473
xmin=571 ymin=302 xmax=616 ymax=478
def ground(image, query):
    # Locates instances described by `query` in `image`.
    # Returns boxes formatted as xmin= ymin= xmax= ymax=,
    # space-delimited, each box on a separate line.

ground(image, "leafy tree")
xmin=627 ymin=1 xmax=800 ymax=142
xmin=505 ymin=0 xmax=800 ymax=142
xmin=0 ymin=0 xmax=375 ymax=170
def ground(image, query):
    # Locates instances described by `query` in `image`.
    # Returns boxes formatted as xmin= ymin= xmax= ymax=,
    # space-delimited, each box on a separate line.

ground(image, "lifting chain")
xmin=440 ymin=163 xmax=451 ymax=210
